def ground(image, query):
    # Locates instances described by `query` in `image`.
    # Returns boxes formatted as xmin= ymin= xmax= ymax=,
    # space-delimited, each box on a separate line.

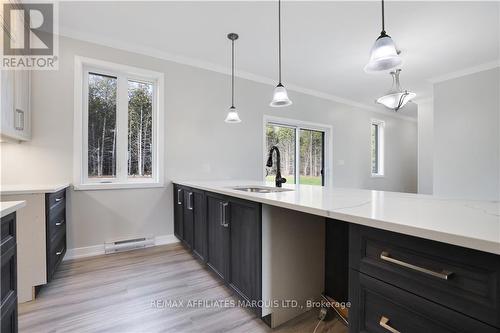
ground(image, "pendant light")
xmin=376 ymin=69 xmax=415 ymax=111
xmin=270 ymin=0 xmax=292 ymax=107
xmin=225 ymin=33 xmax=241 ymax=123
xmin=364 ymin=0 xmax=402 ymax=73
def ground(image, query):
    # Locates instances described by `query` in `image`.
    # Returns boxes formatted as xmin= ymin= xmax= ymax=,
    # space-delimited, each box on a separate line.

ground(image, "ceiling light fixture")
xmin=225 ymin=33 xmax=242 ymax=123
xmin=376 ymin=69 xmax=416 ymax=111
xmin=364 ymin=0 xmax=402 ymax=73
xmin=270 ymin=0 xmax=292 ymax=107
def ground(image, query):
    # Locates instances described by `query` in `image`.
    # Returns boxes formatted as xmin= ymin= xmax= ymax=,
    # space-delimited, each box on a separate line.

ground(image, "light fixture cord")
xmin=381 ymin=0 xmax=385 ymax=33
xmin=278 ymin=0 xmax=282 ymax=84
xmin=231 ymin=38 xmax=235 ymax=108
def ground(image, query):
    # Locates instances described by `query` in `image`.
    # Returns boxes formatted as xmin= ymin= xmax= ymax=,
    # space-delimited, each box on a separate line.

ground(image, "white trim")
xmin=59 ymin=29 xmax=418 ymax=122
xmin=64 ymin=234 xmax=180 ymax=261
xmin=263 ymin=115 xmax=334 ymax=188
xmin=370 ymin=119 xmax=385 ymax=177
xmin=428 ymin=60 xmax=500 ymax=83
xmin=73 ymin=182 xmax=166 ymax=191
xmin=73 ymin=55 xmax=165 ymax=190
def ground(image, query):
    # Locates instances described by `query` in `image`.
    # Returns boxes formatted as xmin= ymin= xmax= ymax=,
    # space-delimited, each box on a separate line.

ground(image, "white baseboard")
xmin=64 ymin=234 xmax=180 ymax=261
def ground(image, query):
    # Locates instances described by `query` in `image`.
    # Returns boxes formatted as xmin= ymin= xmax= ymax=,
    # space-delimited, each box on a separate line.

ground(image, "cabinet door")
xmin=192 ymin=190 xmax=207 ymax=262
xmin=0 ymin=70 xmax=15 ymax=137
xmin=182 ymin=190 xmax=194 ymax=249
xmin=228 ymin=199 xmax=261 ymax=311
xmin=206 ymin=194 xmax=229 ymax=280
xmin=173 ymin=185 xmax=184 ymax=240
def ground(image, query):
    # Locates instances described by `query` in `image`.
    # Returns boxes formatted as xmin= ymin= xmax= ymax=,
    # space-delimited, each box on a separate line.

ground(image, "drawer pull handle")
xmin=56 ymin=247 xmax=65 ymax=256
xmin=379 ymin=316 xmax=400 ymax=333
xmin=380 ymin=251 xmax=453 ymax=280
xmin=187 ymin=192 xmax=194 ymax=210
xmin=177 ymin=189 xmax=183 ymax=205
xmin=55 ymin=197 xmax=63 ymax=202
xmin=55 ymin=219 xmax=65 ymax=226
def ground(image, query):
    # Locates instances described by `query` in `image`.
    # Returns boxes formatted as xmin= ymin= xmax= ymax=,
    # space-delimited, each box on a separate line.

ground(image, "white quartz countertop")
xmin=0 ymin=183 xmax=70 ymax=195
xmin=0 ymin=201 xmax=26 ymax=218
xmin=174 ymin=180 xmax=500 ymax=255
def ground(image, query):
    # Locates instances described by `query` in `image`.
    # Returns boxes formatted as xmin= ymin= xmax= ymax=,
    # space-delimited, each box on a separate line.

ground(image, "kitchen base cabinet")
xmin=173 ymin=184 xmax=262 ymax=316
xmin=45 ymin=189 xmax=67 ymax=283
xmin=349 ymin=224 xmax=500 ymax=332
xmin=1 ymin=212 xmax=18 ymax=333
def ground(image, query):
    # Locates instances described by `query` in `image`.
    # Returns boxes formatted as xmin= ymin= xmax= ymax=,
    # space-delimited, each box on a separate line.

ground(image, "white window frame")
xmin=263 ymin=115 xmax=333 ymax=187
xmin=371 ymin=119 xmax=385 ymax=177
xmin=73 ymin=56 xmax=165 ymax=190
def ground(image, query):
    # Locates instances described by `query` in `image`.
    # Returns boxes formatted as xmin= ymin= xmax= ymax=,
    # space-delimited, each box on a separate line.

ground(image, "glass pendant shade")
xmin=376 ymin=69 xmax=415 ymax=111
xmin=225 ymin=106 xmax=241 ymax=123
xmin=270 ymin=84 xmax=292 ymax=107
xmin=364 ymin=34 xmax=402 ymax=73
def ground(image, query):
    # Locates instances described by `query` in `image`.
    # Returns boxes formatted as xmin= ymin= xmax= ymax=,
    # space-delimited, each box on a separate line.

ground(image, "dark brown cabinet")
xmin=1 ymin=212 xmax=18 ymax=333
xmin=173 ymin=184 xmax=262 ymax=315
xmin=45 ymin=189 xmax=67 ymax=283
xmin=174 ymin=185 xmax=207 ymax=261
xmin=348 ymin=224 xmax=500 ymax=332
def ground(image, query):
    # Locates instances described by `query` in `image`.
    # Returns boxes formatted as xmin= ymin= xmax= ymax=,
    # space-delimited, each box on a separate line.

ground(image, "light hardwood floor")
xmin=19 ymin=243 xmax=348 ymax=333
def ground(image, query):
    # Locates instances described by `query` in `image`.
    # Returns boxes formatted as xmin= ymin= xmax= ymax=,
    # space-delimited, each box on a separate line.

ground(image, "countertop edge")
xmin=0 ymin=184 xmax=70 ymax=195
xmin=173 ymin=181 xmax=500 ymax=255
xmin=0 ymin=201 xmax=26 ymax=218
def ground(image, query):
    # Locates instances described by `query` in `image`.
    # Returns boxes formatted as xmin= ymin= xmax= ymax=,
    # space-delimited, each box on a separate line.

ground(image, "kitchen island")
xmin=173 ymin=180 xmax=500 ymax=332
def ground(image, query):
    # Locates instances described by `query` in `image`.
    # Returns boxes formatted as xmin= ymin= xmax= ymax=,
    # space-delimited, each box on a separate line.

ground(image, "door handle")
xmin=379 ymin=316 xmax=400 ymax=333
xmin=380 ymin=251 xmax=453 ymax=280
xmin=221 ymin=202 xmax=229 ymax=227
xmin=177 ymin=189 xmax=183 ymax=205
xmin=55 ymin=219 xmax=65 ymax=226
xmin=15 ymin=109 xmax=24 ymax=130
xmin=187 ymin=192 xmax=194 ymax=210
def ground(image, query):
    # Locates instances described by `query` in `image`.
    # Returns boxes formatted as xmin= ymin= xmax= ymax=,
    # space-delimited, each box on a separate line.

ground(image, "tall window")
xmin=371 ymin=120 xmax=385 ymax=176
xmin=75 ymin=57 xmax=164 ymax=189
xmin=265 ymin=117 xmax=330 ymax=186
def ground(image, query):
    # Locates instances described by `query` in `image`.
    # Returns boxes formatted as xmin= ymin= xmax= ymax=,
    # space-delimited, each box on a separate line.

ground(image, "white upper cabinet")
xmin=0 ymin=70 xmax=31 ymax=141
xmin=0 ymin=1 xmax=32 ymax=142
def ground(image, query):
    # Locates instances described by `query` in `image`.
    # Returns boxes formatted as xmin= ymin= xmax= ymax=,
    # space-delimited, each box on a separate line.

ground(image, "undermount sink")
xmin=231 ymin=186 xmax=294 ymax=193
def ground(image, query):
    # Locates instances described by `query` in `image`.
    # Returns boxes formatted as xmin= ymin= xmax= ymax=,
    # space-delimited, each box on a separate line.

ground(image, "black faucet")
xmin=266 ymin=146 xmax=287 ymax=187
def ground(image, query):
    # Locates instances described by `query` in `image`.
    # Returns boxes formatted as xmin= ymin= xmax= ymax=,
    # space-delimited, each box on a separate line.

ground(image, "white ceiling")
xmin=59 ymin=1 xmax=500 ymax=117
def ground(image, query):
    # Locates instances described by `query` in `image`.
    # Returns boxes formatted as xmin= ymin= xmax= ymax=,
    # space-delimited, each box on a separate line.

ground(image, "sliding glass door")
xmin=265 ymin=122 xmax=326 ymax=186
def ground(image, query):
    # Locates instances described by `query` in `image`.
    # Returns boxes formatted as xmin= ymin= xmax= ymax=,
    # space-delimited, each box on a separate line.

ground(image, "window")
xmin=371 ymin=120 xmax=385 ymax=176
xmin=264 ymin=116 xmax=331 ymax=186
xmin=74 ymin=57 xmax=164 ymax=190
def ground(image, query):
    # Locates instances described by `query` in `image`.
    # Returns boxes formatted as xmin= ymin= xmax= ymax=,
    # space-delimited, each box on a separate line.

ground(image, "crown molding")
xmin=58 ymin=26 xmax=417 ymax=122
xmin=428 ymin=60 xmax=500 ymax=84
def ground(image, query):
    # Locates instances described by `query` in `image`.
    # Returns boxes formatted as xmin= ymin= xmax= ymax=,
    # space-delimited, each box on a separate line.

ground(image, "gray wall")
xmin=1 ymin=36 xmax=417 ymax=249
xmin=417 ymin=100 xmax=434 ymax=194
xmin=433 ymin=68 xmax=500 ymax=200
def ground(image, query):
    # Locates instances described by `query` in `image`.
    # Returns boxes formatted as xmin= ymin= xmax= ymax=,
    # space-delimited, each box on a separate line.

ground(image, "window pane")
xmin=265 ymin=124 xmax=296 ymax=184
xmin=128 ymin=80 xmax=153 ymax=178
xmin=88 ymin=73 xmax=117 ymax=179
xmin=299 ymin=129 xmax=324 ymax=185
xmin=371 ymin=123 xmax=378 ymax=174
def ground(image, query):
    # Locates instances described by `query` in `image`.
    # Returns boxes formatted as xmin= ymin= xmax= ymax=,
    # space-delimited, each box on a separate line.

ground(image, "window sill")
xmin=73 ymin=182 xmax=165 ymax=191
xmin=371 ymin=174 xmax=385 ymax=178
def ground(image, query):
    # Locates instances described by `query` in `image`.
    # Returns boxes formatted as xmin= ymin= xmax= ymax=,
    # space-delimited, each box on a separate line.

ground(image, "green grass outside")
xmin=265 ymin=175 xmax=322 ymax=186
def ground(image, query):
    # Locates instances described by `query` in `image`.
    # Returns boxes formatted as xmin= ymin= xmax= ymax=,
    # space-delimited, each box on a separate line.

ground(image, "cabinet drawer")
xmin=350 ymin=224 xmax=500 ymax=327
xmin=0 ymin=246 xmax=16 ymax=308
xmin=46 ymin=189 xmax=66 ymax=211
xmin=47 ymin=205 xmax=66 ymax=243
xmin=1 ymin=213 xmax=16 ymax=248
xmin=0 ymin=294 xmax=18 ymax=333
xmin=47 ymin=233 xmax=66 ymax=282
xmin=349 ymin=271 xmax=498 ymax=333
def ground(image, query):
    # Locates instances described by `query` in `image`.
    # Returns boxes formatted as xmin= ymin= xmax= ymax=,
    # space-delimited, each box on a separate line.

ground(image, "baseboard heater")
xmin=104 ymin=236 xmax=155 ymax=254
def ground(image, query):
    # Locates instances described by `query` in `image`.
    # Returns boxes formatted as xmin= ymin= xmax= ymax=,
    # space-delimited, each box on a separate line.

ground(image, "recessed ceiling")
xmin=59 ymin=1 xmax=500 ymax=117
